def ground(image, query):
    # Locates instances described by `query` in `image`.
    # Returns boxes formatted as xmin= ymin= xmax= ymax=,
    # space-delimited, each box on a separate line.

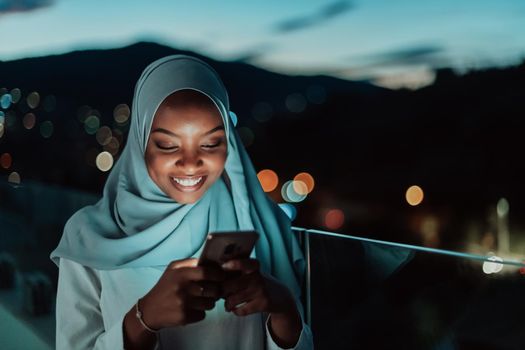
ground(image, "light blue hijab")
xmin=50 ymin=55 xmax=305 ymax=300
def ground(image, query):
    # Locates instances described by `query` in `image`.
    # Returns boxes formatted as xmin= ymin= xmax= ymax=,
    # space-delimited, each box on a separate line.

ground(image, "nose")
xmin=175 ymin=150 xmax=203 ymax=174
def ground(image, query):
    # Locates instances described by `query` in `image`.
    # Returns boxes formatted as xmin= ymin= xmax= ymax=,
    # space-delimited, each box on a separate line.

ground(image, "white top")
xmin=55 ymin=258 xmax=313 ymax=350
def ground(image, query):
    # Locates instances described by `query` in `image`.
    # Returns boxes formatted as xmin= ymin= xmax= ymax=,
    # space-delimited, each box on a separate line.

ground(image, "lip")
xmin=170 ymin=175 xmax=207 ymax=193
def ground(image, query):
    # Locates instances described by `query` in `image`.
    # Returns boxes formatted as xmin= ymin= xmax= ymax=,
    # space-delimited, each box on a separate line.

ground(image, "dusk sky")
xmin=1 ymin=0 xmax=525 ymax=89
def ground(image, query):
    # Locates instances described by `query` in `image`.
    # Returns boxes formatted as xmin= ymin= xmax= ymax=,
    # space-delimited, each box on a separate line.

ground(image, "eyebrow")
xmin=151 ymin=125 xmax=224 ymax=137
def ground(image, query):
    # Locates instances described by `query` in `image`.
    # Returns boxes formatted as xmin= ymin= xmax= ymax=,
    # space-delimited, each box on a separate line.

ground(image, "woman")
xmin=50 ymin=55 xmax=313 ymax=349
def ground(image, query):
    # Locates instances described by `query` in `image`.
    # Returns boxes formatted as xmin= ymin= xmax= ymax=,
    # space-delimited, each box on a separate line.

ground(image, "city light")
xmin=7 ymin=171 xmax=21 ymax=185
xmin=497 ymin=198 xmax=509 ymax=218
xmin=257 ymin=169 xmax=279 ymax=192
xmin=406 ymin=185 xmax=424 ymax=206
xmin=113 ymin=103 xmax=130 ymax=124
xmin=281 ymin=180 xmax=307 ymax=203
xmin=278 ymin=203 xmax=297 ymax=221
xmin=96 ymin=126 xmax=113 ymax=146
xmin=84 ymin=115 xmax=100 ymax=135
xmin=96 ymin=151 xmax=114 ymax=172
xmin=1 ymin=153 xmax=12 ymax=169
xmin=0 ymin=93 xmax=12 ymax=109
xmin=10 ymin=88 xmax=21 ymax=103
xmin=294 ymin=172 xmax=315 ymax=194
xmin=482 ymin=254 xmax=504 ymax=274
xmin=23 ymin=113 xmax=36 ymax=130
xmin=26 ymin=92 xmax=40 ymax=109
xmin=39 ymin=121 xmax=54 ymax=138
xmin=324 ymin=209 xmax=345 ymax=230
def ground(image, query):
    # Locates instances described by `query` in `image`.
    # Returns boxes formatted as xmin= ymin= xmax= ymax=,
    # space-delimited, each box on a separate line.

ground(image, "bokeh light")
xmin=292 ymin=180 xmax=308 ymax=196
xmin=1 ymin=153 xmax=12 ymax=169
xmin=96 ymin=151 xmax=114 ymax=172
xmin=103 ymin=137 xmax=120 ymax=155
xmin=10 ymin=88 xmax=21 ymax=103
xmin=23 ymin=113 xmax=36 ymax=130
xmin=497 ymin=198 xmax=509 ymax=217
xmin=84 ymin=115 xmax=100 ymax=135
xmin=43 ymin=95 xmax=56 ymax=112
xmin=39 ymin=121 xmax=54 ymax=138
xmin=113 ymin=104 xmax=131 ymax=124
xmin=1 ymin=93 xmax=12 ymax=109
xmin=238 ymin=127 xmax=254 ymax=147
xmin=257 ymin=169 xmax=279 ymax=192
xmin=285 ymin=93 xmax=307 ymax=113
xmin=293 ymin=172 xmax=315 ymax=194
xmin=96 ymin=126 xmax=113 ymax=146
xmin=281 ymin=180 xmax=307 ymax=203
xmin=8 ymin=171 xmax=21 ymax=185
xmin=0 ymin=111 xmax=4 ymax=138
xmin=324 ymin=209 xmax=345 ymax=230
xmin=251 ymin=102 xmax=273 ymax=122
xmin=482 ymin=254 xmax=504 ymax=274
xmin=77 ymin=105 xmax=92 ymax=123
xmin=406 ymin=185 xmax=424 ymax=206
xmin=26 ymin=92 xmax=40 ymax=109
xmin=278 ymin=203 xmax=297 ymax=221
xmin=112 ymin=128 xmax=124 ymax=145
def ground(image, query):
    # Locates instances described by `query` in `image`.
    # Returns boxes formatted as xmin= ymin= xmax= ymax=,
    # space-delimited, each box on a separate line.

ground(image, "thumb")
xmin=168 ymin=258 xmax=198 ymax=270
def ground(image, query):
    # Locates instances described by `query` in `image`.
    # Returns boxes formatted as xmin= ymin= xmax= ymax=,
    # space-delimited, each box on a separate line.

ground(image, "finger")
xmin=168 ymin=258 xmax=198 ymax=270
xmin=221 ymin=258 xmax=260 ymax=274
xmin=224 ymin=286 xmax=258 ymax=312
xmin=221 ymin=273 xmax=253 ymax=297
xmin=186 ymin=296 xmax=217 ymax=311
xmin=186 ymin=281 xmax=222 ymax=299
xmin=177 ymin=266 xmax=227 ymax=282
xmin=231 ymin=299 xmax=263 ymax=317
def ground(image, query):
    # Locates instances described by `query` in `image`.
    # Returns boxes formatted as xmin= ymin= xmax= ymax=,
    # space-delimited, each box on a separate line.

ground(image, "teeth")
xmin=172 ymin=176 xmax=203 ymax=187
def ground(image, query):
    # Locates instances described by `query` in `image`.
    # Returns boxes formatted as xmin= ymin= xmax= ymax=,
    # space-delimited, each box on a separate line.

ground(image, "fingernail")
xmin=222 ymin=261 xmax=234 ymax=270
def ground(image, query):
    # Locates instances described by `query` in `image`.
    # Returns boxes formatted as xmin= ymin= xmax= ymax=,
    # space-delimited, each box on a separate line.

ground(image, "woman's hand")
xmin=124 ymin=258 xmax=225 ymax=349
xmin=140 ymin=258 xmax=226 ymax=329
xmin=221 ymin=258 xmax=303 ymax=348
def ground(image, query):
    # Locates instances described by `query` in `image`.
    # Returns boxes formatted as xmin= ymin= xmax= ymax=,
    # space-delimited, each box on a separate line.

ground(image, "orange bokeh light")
xmin=1 ymin=153 xmax=12 ymax=169
xmin=324 ymin=209 xmax=345 ymax=230
xmin=257 ymin=169 xmax=279 ymax=192
xmin=294 ymin=172 xmax=315 ymax=194
xmin=406 ymin=185 xmax=424 ymax=206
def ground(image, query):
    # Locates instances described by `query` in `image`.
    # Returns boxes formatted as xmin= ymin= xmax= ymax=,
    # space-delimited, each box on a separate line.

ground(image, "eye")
xmin=155 ymin=143 xmax=178 ymax=151
xmin=201 ymin=140 xmax=223 ymax=149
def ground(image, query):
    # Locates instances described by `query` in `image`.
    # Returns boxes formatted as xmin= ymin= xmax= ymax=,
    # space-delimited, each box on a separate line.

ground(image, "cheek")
xmin=207 ymin=151 xmax=227 ymax=172
xmin=146 ymin=153 xmax=173 ymax=175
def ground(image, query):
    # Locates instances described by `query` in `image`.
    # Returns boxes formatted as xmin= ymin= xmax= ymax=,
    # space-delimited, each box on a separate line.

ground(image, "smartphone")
xmin=198 ymin=231 xmax=259 ymax=267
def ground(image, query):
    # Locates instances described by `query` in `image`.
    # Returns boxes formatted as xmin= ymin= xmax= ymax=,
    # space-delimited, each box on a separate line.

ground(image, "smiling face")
xmin=145 ymin=90 xmax=227 ymax=204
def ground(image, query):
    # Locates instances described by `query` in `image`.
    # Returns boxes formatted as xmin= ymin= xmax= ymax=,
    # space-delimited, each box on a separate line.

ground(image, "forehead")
xmin=151 ymin=89 xmax=224 ymax=127
xmin=152 ymin=104 xmax=223 ymax=126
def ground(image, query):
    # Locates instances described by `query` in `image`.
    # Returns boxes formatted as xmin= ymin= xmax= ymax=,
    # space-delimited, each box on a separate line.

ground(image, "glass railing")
xmin=1 ymin=180 xmax=524 ymax=349
xmin=292 ymin=227 xmax=525 ymax=349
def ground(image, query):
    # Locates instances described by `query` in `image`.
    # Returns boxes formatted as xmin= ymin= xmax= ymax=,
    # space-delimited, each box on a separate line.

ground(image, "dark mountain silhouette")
xmin=1 ymin=41 xmax=525 ymax=243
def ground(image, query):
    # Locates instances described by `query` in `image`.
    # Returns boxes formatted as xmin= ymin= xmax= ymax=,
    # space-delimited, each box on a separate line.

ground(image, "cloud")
xmin=273 ymin=0 xmax=354 ymax=34
xmin=0 ymin=0 xmax=54 ymax=15
xmin=345 ymin=44 xmax=449 ymax=70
